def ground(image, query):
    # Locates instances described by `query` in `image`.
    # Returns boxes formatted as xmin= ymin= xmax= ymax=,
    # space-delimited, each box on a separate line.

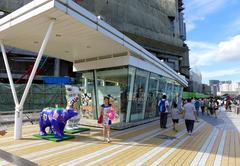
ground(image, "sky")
xmin=183 ymin=0 xmax=240 ymax=84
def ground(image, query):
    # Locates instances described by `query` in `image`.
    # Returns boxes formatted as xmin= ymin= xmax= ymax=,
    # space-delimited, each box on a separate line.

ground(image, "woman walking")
xmin=99 ymin=96 xmax=114 ymax=143
xmin=183 ymin=98 xmax=197 ymax=136
xmin=170 ymin=102 xmax=180 ymax=132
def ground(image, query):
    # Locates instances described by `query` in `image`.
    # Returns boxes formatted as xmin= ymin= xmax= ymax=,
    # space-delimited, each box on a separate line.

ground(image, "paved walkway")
xmin=0 ymin=108 xmax=239 ymax=166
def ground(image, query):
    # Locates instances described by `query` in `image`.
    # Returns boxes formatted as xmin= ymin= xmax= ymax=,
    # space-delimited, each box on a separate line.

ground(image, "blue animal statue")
xmin=39 ymin=107 xmax=78 ymax=139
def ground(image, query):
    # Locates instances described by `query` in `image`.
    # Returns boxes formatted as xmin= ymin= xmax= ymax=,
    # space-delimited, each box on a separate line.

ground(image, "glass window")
xmin=76 ymin=71 xmax=97 ymax=120
xmin=130 ymin=69 xmax=149 ymax=121
xmin=96 ymin=67 xmax=128 ymax=124
xmin=145 ymin=73 xmax=159 ymax=119
xmin=165 ymin=79 xmax=174 ymax=106
xmin=158 ymin=77 xmax=167 ymax=95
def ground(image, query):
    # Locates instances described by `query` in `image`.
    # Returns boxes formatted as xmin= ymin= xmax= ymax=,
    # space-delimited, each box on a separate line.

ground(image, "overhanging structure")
xmin=0 ymin=0 xmax=188 ymax=139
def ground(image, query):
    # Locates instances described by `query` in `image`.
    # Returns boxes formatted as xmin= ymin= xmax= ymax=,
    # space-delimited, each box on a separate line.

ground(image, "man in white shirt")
xmin=158 ymin=95 xmax=169 ymax=129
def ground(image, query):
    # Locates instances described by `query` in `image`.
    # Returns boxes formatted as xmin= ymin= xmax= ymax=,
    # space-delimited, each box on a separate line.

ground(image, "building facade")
xmin=77 ymin=0 xmax=190 ymax=78
xmin=209 ymin=80 xmax=220 ymax=96
xmin=0 ymin=0 xmax=189 ymax=81
xmin=0 ymin=0 xmax=188 ymax=128
xmin=188 ymin=70 xmax=202 ymax=93
xmin=218 ymin=81 xmax=240 ymax=96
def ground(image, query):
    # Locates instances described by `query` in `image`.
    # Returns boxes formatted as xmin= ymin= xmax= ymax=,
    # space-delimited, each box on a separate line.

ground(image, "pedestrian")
xmin=208 ymin=98 xmax=214 ymax=116
xmin=213 ymin=99 xmax=219 ymax=118
xmin=205 ymin=98 xmax=210 ymax=116
xmin=99 ymin=96 xmax=113 ymax=143
xmin=194 ymin=98 xmax=200 ymax=116
xmin=200 ymin=98 xmax=205 ymax=115
xmin=170 ymin=102 xmax=180 ymax=132
xmin=183 ymin=98 xmax=197 ymax=136
xmin=158 ymin=94 xmax=169 ymax=129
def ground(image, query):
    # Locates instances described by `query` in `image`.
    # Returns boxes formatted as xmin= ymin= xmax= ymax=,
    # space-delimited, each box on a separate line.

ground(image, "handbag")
xmin=97 ymin=114 xmax=103 ymax=124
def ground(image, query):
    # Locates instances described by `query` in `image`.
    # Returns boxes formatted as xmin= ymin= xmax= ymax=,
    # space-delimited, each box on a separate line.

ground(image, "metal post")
xmin=93 ymin=70 xmax=99 ymax=118
xmin=126 ymin=67 xmax=136 ymax=123
xmin=54 ymin=59 xmax=60 ymax=76
xmin=141 ymin=72 xmax=150 ymax=120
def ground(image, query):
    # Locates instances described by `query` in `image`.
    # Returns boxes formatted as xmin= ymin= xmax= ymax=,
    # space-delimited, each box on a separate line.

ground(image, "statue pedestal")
xmin=33 ymin=134 xmax=74 ymax=142
xmin=64 ymin=127 xmax=90 ymax=134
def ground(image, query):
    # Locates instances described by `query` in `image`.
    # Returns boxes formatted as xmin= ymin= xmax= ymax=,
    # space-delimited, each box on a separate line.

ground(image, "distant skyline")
xmin=184 ymin=0 xmax=240 ymax=84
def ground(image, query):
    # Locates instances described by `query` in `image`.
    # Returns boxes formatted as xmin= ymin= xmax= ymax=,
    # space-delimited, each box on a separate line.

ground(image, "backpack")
xmin=159 ymin=100 xmax=166 ymax=113
xmin=195 ymin=100 xmax=200 ymax=108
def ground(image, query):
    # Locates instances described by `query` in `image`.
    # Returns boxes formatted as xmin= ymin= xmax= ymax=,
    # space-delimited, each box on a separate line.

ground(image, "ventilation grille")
xmin=74 ymin=52 xmax=128 ymax=64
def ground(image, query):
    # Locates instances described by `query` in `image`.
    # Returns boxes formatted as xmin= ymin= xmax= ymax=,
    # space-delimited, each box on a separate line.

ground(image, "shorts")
xmin=103 ymin=119 xmax=112 ymax=126
xmin=172 ymin=119 xmax=179 ymax=123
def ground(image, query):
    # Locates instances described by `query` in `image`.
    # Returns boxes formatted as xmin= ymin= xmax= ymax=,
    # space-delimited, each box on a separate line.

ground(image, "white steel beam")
xmin=1 ymin=19 xmax=55 ymax=140
xmin=0 ymin=42 xmax=19 ymax=106
xmin=12 ymin=19 xmax=55 ymax=140
xmin=19 ymin=19 xmax=55 ymax=109
xmin=0 ymin=42 xmax=23 ymax=140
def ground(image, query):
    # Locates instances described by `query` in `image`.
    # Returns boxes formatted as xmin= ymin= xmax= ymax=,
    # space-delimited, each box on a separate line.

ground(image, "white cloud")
xmin=187 ymin=34 xmax=240 ymax=66
xmin=184 ymin=0 xmax=227 ymax=32
xmin=202 ymin=67 xmax=240 ymax=78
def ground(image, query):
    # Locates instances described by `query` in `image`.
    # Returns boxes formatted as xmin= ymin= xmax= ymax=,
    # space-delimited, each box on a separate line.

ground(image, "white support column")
xmin=0 ymin=42 xmax=22 ymax=140
xmin=126 ymin=67 xmax=136 ymax=123
xmin=19 ymin=20 xmax=55 ymax=108
xmin=16 ymin=19 xmax=55 ymax=140
xmin=0 ymin=42 xmax=19 ymax=106
xmin=141 ymin=72 xmax=150 ymax=120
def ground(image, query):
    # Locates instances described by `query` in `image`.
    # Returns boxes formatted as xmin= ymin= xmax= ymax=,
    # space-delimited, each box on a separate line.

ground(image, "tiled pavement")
xmin=0 ymin=107 xmax=239 ymax=166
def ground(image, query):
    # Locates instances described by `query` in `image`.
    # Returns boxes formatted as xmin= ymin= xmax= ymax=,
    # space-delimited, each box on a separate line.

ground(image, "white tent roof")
xmin=0 ymin=0 xmax=187 ymax=86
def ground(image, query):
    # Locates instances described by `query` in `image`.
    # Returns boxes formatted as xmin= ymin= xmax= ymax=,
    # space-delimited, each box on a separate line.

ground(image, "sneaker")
xmin=107 ymin=137 xmax=111 ymax=143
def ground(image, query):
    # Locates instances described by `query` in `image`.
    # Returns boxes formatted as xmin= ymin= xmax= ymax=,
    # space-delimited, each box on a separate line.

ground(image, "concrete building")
xmin=77 ymin=0 xmax=190 ymax=78
xmin=219 ymin=81 xmax=240 ymax=96
xmin=188 ymin=70 xmax=202 ymax=93
xmin=202 ymin=84 xmax=211 ymax=95
xmin=209 ymin=80 xmax=220 ymax=96
xmin=0 ymin=0 xmax=190 ymax=82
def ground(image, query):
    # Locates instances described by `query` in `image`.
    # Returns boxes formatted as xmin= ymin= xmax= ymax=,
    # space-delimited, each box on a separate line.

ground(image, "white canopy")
xmin=0 ymin=0 xmax=187 ymax=86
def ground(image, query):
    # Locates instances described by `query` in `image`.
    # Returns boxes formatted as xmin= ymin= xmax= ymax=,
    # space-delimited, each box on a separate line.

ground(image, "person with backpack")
xmin=194 ymin=98 xmax=200 ymax=116
xmin=158 ymin=94 xmax=169 ymax=129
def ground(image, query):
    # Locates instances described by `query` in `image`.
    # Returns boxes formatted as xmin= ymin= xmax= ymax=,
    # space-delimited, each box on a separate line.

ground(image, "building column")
xmin=126 ymin=67 xmax=136 ymax=123
xmin=54 ymin=59 xmax=60 ymax=76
